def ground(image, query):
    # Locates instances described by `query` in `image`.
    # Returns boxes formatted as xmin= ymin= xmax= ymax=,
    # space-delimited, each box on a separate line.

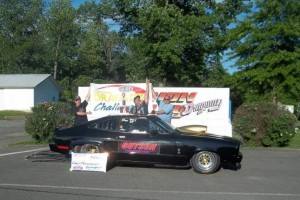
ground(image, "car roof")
xmin=88 ymin=114 xmax=159 ymax=122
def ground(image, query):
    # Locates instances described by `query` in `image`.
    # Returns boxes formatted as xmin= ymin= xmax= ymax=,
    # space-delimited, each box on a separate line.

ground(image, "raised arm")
xmin=144 ymin=78 xmax=149 ymax=104
xmin=85 ymin=87 xmax=91 ymax=102
xmin=151 ymin=82 xmax=158 ymax=100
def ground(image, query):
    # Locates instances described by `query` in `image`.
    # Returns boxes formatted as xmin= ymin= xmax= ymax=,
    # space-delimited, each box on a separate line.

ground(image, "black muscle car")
xmin=49 ymin=115 xmax=242 ymax=174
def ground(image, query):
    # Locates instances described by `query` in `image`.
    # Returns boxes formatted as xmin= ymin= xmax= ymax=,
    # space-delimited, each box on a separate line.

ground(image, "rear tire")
xmin=72 ymin=145 xmax=82 ymax=153
xmin=80 ymin=144 xmax=104 ymax=153
xmin=72 ymin=144 xmax=104 ymax=153
xmin=190 ymin=151 xmax=220 ymax=174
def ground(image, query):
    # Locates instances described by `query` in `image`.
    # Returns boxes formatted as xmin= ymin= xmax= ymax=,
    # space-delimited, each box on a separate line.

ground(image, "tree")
xmin=227 ymin=0 xmax=300 ymax=106
xmin=42 ymin=0 xmax=79 ymax=80
xmin=0 ymin=0 xmax=45 ymax=73
xmin=77 ymin=19 xmax=124 ymax=82
xmin=102 ymin=0 xmax=249 ymax=86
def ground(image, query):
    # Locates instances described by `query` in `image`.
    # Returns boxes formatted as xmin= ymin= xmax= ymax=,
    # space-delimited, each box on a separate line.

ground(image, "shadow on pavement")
xmin=24 ymin=150 xmax=70 ymax=162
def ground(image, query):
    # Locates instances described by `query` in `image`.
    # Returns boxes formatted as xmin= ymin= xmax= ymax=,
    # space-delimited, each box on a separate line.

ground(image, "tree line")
xmin=0 ymin=0 xmax=299 ymax=114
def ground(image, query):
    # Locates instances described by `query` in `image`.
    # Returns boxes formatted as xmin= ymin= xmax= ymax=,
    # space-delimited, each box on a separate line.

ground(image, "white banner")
xmin=79 ymin=84 xmax=232 ymax=137
xmin=70 ymin=152 xmax=108 ymax=172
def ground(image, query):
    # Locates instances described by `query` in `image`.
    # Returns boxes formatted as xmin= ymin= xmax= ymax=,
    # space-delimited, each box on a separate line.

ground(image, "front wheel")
xmin=190 ymin=151 xmax=220 ymax=174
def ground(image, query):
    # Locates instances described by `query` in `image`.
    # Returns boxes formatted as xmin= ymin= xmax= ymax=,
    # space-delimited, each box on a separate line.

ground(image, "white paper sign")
xmin=70 ymin=153 xmax=108 ymax=172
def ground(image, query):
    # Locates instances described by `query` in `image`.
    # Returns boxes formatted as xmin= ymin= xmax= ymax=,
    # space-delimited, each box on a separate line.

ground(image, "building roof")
xmin=0 ymin=74 xmax=61 ymax=90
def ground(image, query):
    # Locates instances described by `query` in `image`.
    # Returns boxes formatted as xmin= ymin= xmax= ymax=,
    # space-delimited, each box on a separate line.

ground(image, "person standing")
xmin=72 ymin=89 xmax=92 ymax=126
xmin=129 ymin=78 xmax=150 ymax=115
xmin=150 ymin=82 xmax=174 ymax=123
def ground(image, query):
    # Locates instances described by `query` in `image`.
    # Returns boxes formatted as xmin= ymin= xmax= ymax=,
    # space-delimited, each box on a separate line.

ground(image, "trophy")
xmin=120 ymin=92 xmax=126 ymax=113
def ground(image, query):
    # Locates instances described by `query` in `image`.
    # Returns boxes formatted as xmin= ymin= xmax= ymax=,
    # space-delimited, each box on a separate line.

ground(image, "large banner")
xmin=79 ymin=83 xmax=232 ymax=137
xmin=90 ymin=83 xmax=147 ymax=116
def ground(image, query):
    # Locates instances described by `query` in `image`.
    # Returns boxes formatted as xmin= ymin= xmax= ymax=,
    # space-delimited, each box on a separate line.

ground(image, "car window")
xmin=88 ymin=119 xmax=117 ymax=131
xmin=119 ymin=118 xmax=131 ymax=133
xmin=119 ymin=117 xmax=149 ymax=134
xmin=149 ymin=120 xmax=168 ymax=134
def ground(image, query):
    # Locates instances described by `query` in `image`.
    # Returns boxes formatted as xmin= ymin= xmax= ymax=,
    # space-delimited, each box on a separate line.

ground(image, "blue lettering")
xmin=94 ymin=102 xmax=121 ymax=111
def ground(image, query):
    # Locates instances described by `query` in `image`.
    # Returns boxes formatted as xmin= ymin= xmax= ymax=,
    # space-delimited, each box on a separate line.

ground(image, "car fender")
xmin=70 ymin=140 xmax=104 ymax=150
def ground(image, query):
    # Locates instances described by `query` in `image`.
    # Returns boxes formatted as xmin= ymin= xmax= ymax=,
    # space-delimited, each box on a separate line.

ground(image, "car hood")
xmin=175 ymin=125 xmax=236 ymax=142
xmin=175 ymin=125 xmax=207 ymax=137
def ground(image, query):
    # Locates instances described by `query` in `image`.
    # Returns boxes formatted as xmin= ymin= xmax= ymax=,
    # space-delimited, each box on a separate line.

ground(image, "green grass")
xmin=288 ymin=128 xmax=300 ymax=148
xmin=8 ymin=140 xmax=49 ymax=147
xmin=0 ymin=110 xmax=29 ymax=120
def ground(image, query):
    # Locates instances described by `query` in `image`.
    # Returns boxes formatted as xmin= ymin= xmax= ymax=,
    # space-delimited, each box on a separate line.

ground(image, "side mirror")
xmin=150 ymin=130 xmax=159 ymax=136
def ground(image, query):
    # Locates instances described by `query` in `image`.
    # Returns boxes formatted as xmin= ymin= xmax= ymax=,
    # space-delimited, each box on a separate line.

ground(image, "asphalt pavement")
xmin=0 ymin=120 xmax=30 ymax=148
xmin=0 ymin=120 xmax=300 ymax=200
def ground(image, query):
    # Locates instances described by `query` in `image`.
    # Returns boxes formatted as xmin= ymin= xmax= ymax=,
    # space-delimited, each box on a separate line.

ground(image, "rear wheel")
xmin=72 ymin=145 xmax=82 ymax=153
xmin=72 ymin=144 xmax=104 ymax=153
xmin=190 ymin=151 xmax=220 ymax=174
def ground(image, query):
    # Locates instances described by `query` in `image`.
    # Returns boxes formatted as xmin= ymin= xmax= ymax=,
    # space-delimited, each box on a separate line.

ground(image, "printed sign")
xmin=91 ymin=83 xmax=146 ymax=114
xmin=70 ymin=152 xmax=108 ymax=172
xmin=79 ymin=84 xmax=232 ymax=137
xmin=118 ymin=142 xmax=160 ymax=154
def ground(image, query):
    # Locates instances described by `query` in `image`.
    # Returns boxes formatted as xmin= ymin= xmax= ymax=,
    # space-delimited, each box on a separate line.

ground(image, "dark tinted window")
xmin=88 ymin=118 xmax=117 ymax=131
xmin=119 ymin=117 xmax=149 ymax=134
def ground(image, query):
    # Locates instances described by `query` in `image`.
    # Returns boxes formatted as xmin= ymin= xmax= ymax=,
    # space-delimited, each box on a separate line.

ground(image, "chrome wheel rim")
xmin=196 ymin=152 xmax=214 ymax=170
xmin=81 ymin=144 xmax=100 ymax=153
xmin=199 ymin=153 xmax=211 ymax=166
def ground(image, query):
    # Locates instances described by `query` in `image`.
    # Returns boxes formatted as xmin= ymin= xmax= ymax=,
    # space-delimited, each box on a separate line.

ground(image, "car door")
xmin=114 ymin=117 xmax=179 ymax=165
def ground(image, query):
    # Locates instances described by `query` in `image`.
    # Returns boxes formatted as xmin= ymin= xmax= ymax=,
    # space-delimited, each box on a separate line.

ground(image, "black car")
xmin=49 ymin=115 xmax=242 ymax=174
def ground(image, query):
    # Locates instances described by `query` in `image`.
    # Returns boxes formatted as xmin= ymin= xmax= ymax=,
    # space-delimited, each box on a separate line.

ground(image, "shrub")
xmin=25 ymin=102 xmax=74 ymax=143
xmin=233 ymin=102 xmax=297 ymax=147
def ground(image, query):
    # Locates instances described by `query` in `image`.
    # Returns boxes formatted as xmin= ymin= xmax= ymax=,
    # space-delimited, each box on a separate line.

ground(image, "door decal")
xmin=118 ymin=142 xmax=160 ymax=154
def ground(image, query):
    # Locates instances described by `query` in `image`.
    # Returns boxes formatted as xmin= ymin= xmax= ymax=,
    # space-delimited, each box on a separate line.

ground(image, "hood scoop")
xmin=176 ymin=125 xmax=207 ymax=136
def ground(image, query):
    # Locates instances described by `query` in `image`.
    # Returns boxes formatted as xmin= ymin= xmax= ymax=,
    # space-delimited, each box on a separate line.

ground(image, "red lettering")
xmin=138 ymin=144 xmax=144 ymax=150
xmin=172 ymin=105 xmax=186 ymax=118
xmin=120 ymin=142 xmax=158 ymax=152
xmin=179 ymin=92 xmax=197 ymax=103
xmin=141 ymin=144 xmax=147 ymax=151
xmin=133 ymin=143 xmax=139 ymax=150
xmin=157 ymin=92 xmax=167 ymax=100
xmin=120 ymin=142 xmax=128 ymax=149
xmin=149 ymin=144 xmax=157 ymax=151
xmin=156 ymin=92 xmax=197 ymax=103
xmin=127 ymin=143 xmax=134 ymax=149
xmin=145 ymin=144 xmax=151 ymax=151
xmin=172 ymin=93 xmax=182 ymax=102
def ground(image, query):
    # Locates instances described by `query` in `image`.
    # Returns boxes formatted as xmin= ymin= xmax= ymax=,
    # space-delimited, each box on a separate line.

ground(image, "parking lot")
xmin=0 ymin=120 xmax=300 ymax=200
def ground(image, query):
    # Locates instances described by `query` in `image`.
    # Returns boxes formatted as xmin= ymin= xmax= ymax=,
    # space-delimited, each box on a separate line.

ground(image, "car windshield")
xmin=151 ymin=116 xmax=177 ymax=134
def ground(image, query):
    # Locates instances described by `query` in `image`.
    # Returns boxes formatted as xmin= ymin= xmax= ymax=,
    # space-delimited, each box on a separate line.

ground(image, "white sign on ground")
xmin=70 ymin=152 xmax=108 ymax=172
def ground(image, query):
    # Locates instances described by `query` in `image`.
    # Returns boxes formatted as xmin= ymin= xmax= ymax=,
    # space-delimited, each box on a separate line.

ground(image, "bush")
xmin=233 ymin=102 xmax=297 ymax=147
xmin=25 ymin=102 xmax=74 ymax=143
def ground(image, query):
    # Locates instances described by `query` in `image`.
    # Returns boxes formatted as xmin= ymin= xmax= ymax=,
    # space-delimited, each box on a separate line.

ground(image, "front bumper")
xmin=235 ymin=151 xmax=243 ymax=163
xmin=227 ymin=151 xmax=243 ymax=164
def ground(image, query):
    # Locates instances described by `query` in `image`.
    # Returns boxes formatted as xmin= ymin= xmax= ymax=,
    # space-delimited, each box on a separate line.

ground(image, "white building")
xmin=0 ymin=74 xmax=61 ymax=111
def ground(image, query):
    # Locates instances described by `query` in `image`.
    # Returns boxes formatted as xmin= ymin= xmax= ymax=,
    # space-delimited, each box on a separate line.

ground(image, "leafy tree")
xmin=25 ymin=102 xmax=74 ymax=143
xmin=102 ymin=0 xmax=249 ymax=86
xmin=226 ymin=0 xmax=300 ymax=106
xmin=77 ymin=20 xmax=124 ymax=82
xmin=42 ymin=0 xmax=79 ymax=80
xmin=0 ymin=0 xmax=45 ymax=73
xmin=233 ymin=101 xmax=297 ymax=147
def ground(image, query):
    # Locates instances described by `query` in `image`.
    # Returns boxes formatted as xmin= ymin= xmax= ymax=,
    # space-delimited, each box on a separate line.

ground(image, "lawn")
xmin=0 ymin=110 xmax=29 ymax=120
xmin=288 ymin=128 xmax=300 ymax=148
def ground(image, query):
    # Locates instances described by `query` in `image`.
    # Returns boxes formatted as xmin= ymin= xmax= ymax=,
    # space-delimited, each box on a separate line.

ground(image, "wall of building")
xmin=0 ymin=88 xmax=34 ymax=111
xmin=35 ymin=78 xmax=59 ymax=106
